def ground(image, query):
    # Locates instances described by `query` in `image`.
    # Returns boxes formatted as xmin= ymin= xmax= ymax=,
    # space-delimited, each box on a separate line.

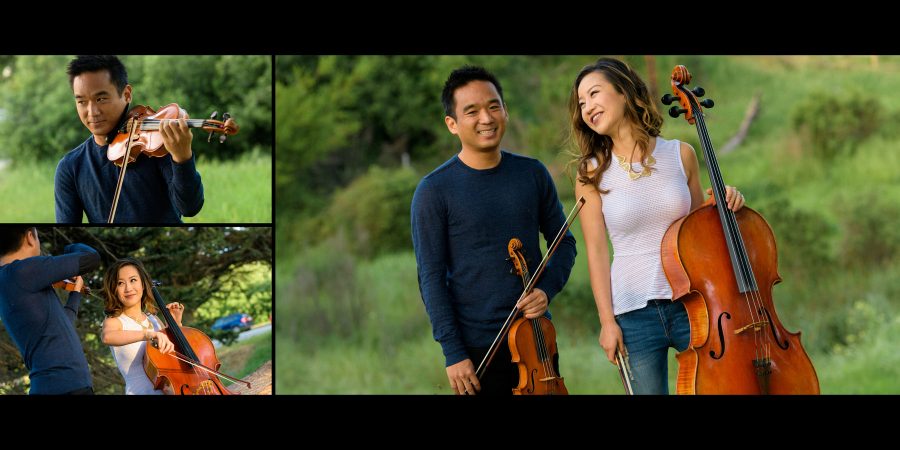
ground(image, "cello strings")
xmin=693 ymin=101 xmax=769 ymax=364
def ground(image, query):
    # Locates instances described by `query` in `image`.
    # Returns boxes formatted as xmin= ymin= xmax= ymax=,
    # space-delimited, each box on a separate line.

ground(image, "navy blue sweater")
xmin=54 ymin=136 xmax=204 ymax=223
xmin=0 ymin=243 xmax=100 ymax=394
xmin=411 ymin=151 xmax=577 ymax=367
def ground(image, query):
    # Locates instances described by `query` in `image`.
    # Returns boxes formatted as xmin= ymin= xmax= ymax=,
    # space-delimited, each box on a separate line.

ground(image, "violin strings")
xmin=139 ymin=119 xmax=210 ymax=130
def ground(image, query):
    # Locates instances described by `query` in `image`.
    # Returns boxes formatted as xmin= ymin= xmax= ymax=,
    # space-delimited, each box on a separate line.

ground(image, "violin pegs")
xmin=219 ymin=134 xmax=227 ymax=144
xmin=691 ymin=86 xmax=706 ymax=98
xmin=209 ymin=111 xmax=218 ymax=120
xmin=661 ymin=93 xmax=679 ymax=105
xmin=700 ymin=99 xmax=715 ymax=108
xmin=223 ymin=112 xmax=231 ymax=121
xmin=207 ymin=131 xmax=214 ymax=143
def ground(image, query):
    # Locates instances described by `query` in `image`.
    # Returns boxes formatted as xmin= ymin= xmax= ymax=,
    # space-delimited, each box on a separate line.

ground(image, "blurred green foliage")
xmin=791 ymin=89 xmax=885 ymax=160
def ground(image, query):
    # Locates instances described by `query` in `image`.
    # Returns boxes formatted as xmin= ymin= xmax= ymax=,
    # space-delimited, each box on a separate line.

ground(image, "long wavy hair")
xmin=103 ymin=258 xmax=158 ymax=317
xmin=568 ymin=57 xmax=663 ymax=193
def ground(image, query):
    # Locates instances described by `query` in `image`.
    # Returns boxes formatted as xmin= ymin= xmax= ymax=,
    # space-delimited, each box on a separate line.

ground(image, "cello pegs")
xmin=661 ymin=93 xmax=679 ymax=105
xmin=669 ymin=106 xmax=687 ymax=118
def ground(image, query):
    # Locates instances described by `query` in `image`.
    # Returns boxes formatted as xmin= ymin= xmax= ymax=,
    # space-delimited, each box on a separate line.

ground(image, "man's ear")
xmin=123 ymin=84 xmax=133 ymax=104
xmin=444 ymin=115 xmax=459 ymax=135
xmin=24 ymin=229 xmax=38 ymax=251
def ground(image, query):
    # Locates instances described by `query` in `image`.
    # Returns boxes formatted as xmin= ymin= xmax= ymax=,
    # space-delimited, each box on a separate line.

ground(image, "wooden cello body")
xmin=660 ymin=65 xmax=819 ymax=394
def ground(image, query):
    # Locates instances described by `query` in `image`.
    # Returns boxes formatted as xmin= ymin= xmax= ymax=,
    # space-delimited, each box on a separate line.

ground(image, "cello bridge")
xmin=734 ymin=320 xmax=769 ymax=335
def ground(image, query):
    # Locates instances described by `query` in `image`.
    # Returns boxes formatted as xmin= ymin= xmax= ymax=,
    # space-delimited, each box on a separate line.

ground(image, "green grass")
xmin=186 ymin=150 xmax=271 ymax=223
xmin=0 ymin=152 xmax=270 ymax=223
xmin=218 ymin=330 xmax=272 ymax=384
xmin=0 ymin=159 xmax=56 ymax=222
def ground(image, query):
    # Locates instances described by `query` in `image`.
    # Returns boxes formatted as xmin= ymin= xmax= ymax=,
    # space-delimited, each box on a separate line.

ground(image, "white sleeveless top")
xmin=110 ymin=314 xmax=165 ymax=395
xmin=592 ymin=137 xmax=692 ymax=316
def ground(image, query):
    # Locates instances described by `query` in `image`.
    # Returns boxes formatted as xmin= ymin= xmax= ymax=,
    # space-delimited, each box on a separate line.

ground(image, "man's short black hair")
xmin=441 ymin=65 xmax=504 ymax=119
xmin=0 ymin=226 xmax=36 ymax=257
xmin=66 ymin=55 xmax=128 ymax=96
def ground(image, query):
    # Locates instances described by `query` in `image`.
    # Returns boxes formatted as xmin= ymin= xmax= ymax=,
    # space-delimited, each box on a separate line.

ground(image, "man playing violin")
xmin=0 ymin=227 xmax=100 ymax=394
xmin=411 ymin=66 xmax=577 ymax=395
xmin=54 ymin=55 xmax=204 ymax=223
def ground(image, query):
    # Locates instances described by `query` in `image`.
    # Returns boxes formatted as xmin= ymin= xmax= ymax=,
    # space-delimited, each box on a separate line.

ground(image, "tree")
xmin=0 ymin=226 xmax=272 ymax=395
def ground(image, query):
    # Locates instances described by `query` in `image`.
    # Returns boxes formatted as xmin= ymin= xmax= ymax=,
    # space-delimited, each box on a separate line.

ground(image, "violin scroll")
xmin=506 ymin=238 xmax=529 ymax=281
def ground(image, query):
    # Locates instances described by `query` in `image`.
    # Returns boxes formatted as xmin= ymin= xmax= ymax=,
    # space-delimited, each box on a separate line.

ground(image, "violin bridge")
xmin=733 ymin=320 xmax=769 ymax=335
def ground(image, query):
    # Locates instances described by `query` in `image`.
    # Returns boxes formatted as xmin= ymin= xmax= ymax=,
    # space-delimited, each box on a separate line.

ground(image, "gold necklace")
xmin=125 ymin=313 xmax=149 ymax=329
xmin=614 ymin=153 xmax=655 ymax=180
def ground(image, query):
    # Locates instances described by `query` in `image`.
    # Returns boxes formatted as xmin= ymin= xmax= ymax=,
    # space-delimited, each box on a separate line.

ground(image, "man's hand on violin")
xmin=516 ymin=288 xmax=548 ymax=319
xmin=73 ymin=275 xmax=84 ymax=293
xmin=160 ymin=118 xmax=194 ymax=163
xmin=166 ymin=302 xmax=185 ymax=326
xmin=446 ymin=359 xmax=481 ymax=395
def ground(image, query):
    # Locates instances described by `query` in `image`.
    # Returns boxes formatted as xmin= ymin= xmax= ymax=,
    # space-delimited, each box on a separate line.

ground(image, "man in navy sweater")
xmin=54 ymin=55 xmax=204 ymax=223
xmin=0 ymin=227 xmax=100 ymax=394
xmin=411 ymin=66 xmax=577 ymax=395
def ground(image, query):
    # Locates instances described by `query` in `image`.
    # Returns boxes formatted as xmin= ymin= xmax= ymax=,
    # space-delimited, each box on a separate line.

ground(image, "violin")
xmin=474 ymin=197 xmax=585 ymax=394
xmin=106 ymin=103 xmax=239 ymax=223
xmin=142 ymin=282 xmax=251 ymax=395
xmin=506 ymin=238 xmax=567 ymax=395
xmin=107 ymin=103 xmax=239 ymax=167
xmin=52 ymin=278 xmax=91 ymax=295
xmin=660 ymin=65 xmax=819 ymax=394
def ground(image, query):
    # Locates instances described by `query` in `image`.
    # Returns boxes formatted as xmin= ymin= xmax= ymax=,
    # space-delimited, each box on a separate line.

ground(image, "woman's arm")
xmin=575 ymin=177 xmax=621 ymax=364
xmin=101 ymin=316 xmax=156 ymax=346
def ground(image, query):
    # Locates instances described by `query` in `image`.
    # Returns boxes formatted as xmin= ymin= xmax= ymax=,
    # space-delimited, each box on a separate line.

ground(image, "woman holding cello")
xmin=570 ymin=58 xmax=746 ymax=394
xmin=101 ymin=257 xmax=251 ymax=395
xmin=100 ymin=258 xmax=183 ymax=395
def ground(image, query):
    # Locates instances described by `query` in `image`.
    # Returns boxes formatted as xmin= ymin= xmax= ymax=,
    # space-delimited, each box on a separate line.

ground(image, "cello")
xmin=142 ymin=282 xmax=251 ymax=395
xmin=106 ymin=103 xmax=239 ymax=223
xmin=660 ymin=65 xmax=819 ymax=394
xmin=475 ymin=197 xmax=585 ymax=395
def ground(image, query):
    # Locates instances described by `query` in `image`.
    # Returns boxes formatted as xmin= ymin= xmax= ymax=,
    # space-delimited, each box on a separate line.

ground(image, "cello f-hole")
xmin=710 ymin=312 xmax=731 ymax=359
xmin=762 ymin=308 xmax=790 ymax=350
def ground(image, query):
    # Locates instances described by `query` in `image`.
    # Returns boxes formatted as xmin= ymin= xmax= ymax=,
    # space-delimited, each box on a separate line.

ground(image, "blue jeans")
xmin=614 ymin=299 xmax=691 ymax=395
